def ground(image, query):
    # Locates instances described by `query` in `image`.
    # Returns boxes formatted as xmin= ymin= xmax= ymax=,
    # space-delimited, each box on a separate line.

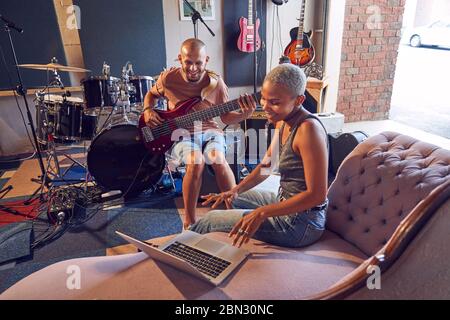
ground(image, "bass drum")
xmin=87 ymin=113 xmax=165 ymax=197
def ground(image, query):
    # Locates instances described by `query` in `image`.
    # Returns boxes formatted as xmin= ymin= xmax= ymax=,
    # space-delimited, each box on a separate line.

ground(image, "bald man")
xmin=143 ymin=38 xmax=255 ymax=229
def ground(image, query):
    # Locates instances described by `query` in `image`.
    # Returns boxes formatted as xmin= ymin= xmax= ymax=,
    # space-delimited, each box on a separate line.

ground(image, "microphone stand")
xmin=183 ymin=0 xmax=215 ymax=39
xmin=1 ymin=19 xmax=49 ymax=197
xmin=253 ymin=0 xmax=258 ymax=99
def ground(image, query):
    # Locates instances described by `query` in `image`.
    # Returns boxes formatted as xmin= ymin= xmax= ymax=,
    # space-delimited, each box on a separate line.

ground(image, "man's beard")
xmin=185 ymin=70 xmax=205 ymax=83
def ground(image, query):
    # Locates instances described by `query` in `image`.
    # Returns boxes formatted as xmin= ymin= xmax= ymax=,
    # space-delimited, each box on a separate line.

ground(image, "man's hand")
xmin=143 ymin=108 xmax=164 ymax=128
xmin=238 ymin=93 xmax=257 ymax=119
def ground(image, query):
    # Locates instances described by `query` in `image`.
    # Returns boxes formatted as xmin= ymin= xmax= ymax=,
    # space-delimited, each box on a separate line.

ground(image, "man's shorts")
xmin=169 ymin=130 xmax=227 ymax=166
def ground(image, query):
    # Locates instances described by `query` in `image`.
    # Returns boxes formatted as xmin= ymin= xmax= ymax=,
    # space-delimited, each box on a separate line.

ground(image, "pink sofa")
xmin=1 ymin=132 xmax=449 ymax=299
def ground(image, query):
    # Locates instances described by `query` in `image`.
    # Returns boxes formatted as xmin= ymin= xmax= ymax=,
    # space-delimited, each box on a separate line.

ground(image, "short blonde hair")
xmin=265 ymin=64 xmax=307 ymax=96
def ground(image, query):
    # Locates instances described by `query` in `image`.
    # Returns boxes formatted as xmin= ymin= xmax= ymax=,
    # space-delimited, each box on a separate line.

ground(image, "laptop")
xmin=116 ymin=230 xmax=250 ymax=286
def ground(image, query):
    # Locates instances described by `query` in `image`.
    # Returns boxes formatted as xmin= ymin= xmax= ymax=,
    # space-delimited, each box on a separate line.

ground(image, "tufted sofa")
xmin=1 ymin=132 xmax=449 ymax=300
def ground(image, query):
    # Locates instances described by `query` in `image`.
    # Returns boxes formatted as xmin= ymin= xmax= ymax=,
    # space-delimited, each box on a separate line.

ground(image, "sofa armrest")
xmin=309 ymin=180 xmax=450 ymax=299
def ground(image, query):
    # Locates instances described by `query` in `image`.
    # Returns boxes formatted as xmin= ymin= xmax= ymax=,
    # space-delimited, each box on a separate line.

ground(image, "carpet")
xmin=0 ymin=152 xmax=183 ymax=293
xmin=0 ymin=221 xmax=33 ymax=264
xmin=0 ymin=148 xmax=216 ymax=294
xmin=0 ymin=192 xmax=182 ymax=293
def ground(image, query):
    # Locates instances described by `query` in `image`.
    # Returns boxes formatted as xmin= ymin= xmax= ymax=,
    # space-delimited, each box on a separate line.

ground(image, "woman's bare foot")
xmin=183 ymin=219 xmax=195 ymax=230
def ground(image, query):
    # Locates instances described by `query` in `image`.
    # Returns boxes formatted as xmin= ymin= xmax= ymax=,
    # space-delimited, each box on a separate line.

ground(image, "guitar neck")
xmin=248 ymin=0 xmax=253 ymax=26
xmin=175 ymin=94 xmax=258 ymax=130
xmin=296 ymin=0 xmax=306 ymax=42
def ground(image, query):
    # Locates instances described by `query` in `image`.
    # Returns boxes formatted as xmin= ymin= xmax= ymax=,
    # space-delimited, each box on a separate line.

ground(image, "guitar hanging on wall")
xmin=283 ymin=0 xmax=315 ymax=67
xmin=237 ymin=0 xmax=261 ymax=52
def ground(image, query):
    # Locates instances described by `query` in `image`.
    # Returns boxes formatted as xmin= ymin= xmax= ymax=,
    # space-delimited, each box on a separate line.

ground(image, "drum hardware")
xmin=17 ymin=59 xmax=91 ymax=73
xmin=22 ymin=57 xmax=91 ymax=204
xmin=1 ymin=18 xmax=48 ymax=201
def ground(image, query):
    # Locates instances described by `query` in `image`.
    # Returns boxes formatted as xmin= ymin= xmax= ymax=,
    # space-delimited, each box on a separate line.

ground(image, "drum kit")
xmin=20 ymin=58 xmax=165 ymax=197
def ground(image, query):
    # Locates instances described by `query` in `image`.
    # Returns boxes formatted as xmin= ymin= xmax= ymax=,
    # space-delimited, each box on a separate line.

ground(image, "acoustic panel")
xmin=73 ymin=0 xmax=166 ymax=78
xmin=0 ymin=0 xmax=69 ymax=90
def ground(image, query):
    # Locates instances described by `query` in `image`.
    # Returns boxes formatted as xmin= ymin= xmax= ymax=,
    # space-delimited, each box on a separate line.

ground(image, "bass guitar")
xmin=138 ymin=94 xmax=259 ymax=154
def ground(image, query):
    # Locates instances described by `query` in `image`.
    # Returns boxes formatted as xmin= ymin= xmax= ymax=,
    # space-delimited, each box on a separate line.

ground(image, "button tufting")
xmin=364 ymin=228 xmax=371 ymax=233
xmin=347 ymin=196 xmax=352 ymax=203
xmin=398 ymin=210 xmax=403 ymax=217
xmin=395 ymin=189 xmax=400 ymax=195
xmin=379 ymin=198 xmax=384 ymax=206
xmin=360 ymin=168 xmax=365 ymax=175
xmin=364 ymin=208 xmax=369 ymax=214
xmin=377 ymin=178 xmax=382 ymax=184
xmin=348 ymin=215 xmax=354 ymax=221
xmin=382 ymin=239 xmax=388 ymax=245
xmin=361 ymin=188 xmax=366 ymax=195
xmin=381 ymin=219 xmax=387 ymax=225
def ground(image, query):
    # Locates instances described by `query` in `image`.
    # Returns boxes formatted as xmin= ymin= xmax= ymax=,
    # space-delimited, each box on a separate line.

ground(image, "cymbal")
xmin=17 ymin=63 xmax=90 ymax=73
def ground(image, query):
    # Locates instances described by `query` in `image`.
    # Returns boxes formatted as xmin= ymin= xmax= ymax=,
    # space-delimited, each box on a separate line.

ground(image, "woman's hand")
xmin=201 ymin=189 xmax=239 ymax=209
xmin=229 ymin=208 xmax=267 ymax=247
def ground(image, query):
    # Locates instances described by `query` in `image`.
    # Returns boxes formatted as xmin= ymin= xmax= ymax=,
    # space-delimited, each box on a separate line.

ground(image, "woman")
xmin=189 ymin=64 xmax=329 ymax=248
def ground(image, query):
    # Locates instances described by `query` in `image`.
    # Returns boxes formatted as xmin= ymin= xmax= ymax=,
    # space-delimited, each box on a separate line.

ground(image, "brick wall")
xmin=337 ymin=0 xmax=406 ymax=122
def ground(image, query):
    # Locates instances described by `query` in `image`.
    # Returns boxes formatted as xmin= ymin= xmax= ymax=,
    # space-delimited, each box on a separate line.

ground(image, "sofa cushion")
xmin=0 ymin=231 xmax=368 ymax=300
xmin=326 ymin=132 xmax=450 ymax=256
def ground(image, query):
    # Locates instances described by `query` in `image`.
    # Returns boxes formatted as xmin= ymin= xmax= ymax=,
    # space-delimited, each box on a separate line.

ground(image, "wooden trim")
xmin=306 ymin=76 xmax=328 ymax=90
xmin=0 ymin=86 xmax=83 ymax=97
xmin=308 ymin=180 xmax=450 ymax=300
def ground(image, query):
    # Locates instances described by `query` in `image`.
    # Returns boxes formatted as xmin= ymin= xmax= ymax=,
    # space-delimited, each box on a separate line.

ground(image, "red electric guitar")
xmin=138 ymin=94 xmax=259 ymax=154
xmin=283 ymin=0 xmax=315 ymax=66
xmin=237 ymin=0 xmax=261 ymax=52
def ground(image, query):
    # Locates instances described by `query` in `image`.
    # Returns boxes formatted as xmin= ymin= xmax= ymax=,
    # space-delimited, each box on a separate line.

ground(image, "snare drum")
xmin=36 ymin=95 xmax=84 ymax=144
xmin=81 ymin=76 xmax=119 ymax=110
xmin=129 ymin=76 xmax=154 ymax=106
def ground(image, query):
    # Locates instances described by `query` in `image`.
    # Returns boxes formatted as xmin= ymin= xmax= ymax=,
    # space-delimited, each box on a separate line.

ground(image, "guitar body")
xmin=237 ymin=17 xmax=261 ymax=52
xmin=138 ymin=97 xmax=201 ymax=154
xmin=284 ymin=28 xmax=315 ymax=67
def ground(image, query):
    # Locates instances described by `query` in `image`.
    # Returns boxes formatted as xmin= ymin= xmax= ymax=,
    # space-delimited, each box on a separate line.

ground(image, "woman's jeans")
xmin=189 ymin=189 xmax=327 ymax=248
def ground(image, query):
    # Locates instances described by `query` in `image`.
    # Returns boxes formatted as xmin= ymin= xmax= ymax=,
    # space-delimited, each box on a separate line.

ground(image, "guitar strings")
xmin=151 ymin=90 xmax=259 ymax=137
xmin=148 ymin=98 xmax=243 ymax=138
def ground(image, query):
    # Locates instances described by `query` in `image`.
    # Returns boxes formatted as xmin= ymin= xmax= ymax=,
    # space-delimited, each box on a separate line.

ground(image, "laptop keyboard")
xmin=163 ymin=242 xmax=231 ymax=278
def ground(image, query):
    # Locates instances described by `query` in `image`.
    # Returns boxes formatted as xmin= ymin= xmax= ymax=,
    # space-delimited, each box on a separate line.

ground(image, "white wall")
xmin=322 ymin=0 xmax=346 ymax=113
xmin=265 ymin=0 xmax=315 ymax=71
xmin=162 ymin=0 xmax=224 ymax=75
xmin=162 ymin=0 xmax=252 ymax=99
xmin=160 ymin=0 xmax=345 ymax=111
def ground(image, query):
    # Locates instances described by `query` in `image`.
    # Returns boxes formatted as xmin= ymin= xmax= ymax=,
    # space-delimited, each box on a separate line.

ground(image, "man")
xmin=143 ymin=38 xmax=255 ymax=229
